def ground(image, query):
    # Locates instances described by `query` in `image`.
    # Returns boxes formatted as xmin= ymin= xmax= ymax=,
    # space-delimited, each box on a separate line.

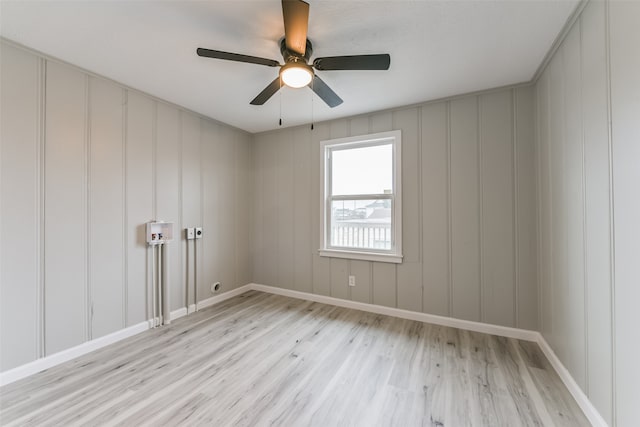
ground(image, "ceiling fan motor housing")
xmin=280 ymin=38 xmax=313 ymax=64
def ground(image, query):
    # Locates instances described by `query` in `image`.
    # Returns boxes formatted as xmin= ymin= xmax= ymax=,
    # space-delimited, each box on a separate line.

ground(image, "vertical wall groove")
xmin=198 ymin=119 xmax=204 ymax=306
xmin=84 ymin=75 xmax=91 ymax=342
xmin=37 ymin=57 xmax=47 ymax=358
xmin=178 ymin=112 xmax=184 ymax=308
xmin=536 ymin=80 xmax=545 ymax=334
xmin=36 ymin=58 xmax=47 ymax=358
xmin=417 ymin=106 xmax=424 ymax=311
xmin=446 ymin=101 xmax=453 ymax=317
xmin=477 ymin=96 xmax=484 ymax=322
xmin=578 ymin=16 xmax=589 ymax=395
xmin=604 ymin=0 xmax=617 ymax=423
xmin=512 ymin=89 xmax=520 ymax=328
xmin=122 ymin=89 xmax=128 ymax=327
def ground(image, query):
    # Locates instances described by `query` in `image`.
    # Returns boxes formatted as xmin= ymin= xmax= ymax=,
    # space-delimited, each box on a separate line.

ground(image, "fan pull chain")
xmin=279 ymin=86 xmax=283 ymax=126
xmin=310 ymin=78 xmax=314 ymax=130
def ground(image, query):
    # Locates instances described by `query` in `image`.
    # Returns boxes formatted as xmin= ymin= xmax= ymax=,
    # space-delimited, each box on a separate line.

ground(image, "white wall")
xmin=0 ymin=41 xmax=253 ymax=372
xmin=252 ymin=85 xmax=538 ymax=331
xmin=535 ymin=0 xmax=640 ymax=425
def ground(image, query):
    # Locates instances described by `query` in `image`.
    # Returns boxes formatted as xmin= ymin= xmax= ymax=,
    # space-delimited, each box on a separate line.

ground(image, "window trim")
xmin=319 ymin=130 xmax=402 ymax=264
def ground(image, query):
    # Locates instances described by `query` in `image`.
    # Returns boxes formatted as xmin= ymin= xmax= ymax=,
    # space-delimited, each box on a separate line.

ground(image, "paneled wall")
xmin=535 ymin=1 xmax=640 ymax=425
xmin=0 ymin=41 xmax=252 ymax=372
xmin=252 ymin=85 xmax=538 ymax=331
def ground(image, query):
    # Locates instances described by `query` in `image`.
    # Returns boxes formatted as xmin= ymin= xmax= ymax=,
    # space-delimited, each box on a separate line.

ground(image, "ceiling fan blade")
xmin=310 ymin=75 xmax=343 ymax=108
xmin=282 ymin=0 xmax=309 ymax=56
xmin=197 ymin=48 xmax=280 ymax=67
xmin=250 ymin=77 xmax=283 ymax=105
xmin=313 ymin=54 xmax=391 ymax=71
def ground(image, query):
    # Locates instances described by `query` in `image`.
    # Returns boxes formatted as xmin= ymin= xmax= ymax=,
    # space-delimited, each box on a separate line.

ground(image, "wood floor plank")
xmin=0 ymin=291 xmax=589 ymax=426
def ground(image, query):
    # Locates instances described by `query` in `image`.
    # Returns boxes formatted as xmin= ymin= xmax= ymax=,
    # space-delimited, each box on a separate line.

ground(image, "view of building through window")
xmin=329 ymin=143 xmax=393 ymax=250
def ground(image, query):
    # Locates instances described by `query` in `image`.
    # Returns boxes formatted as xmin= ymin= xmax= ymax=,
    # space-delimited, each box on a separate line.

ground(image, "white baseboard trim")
xmin=0 ymin=321 xmax=149 ymax=387
xmin=248 ymin=283 xmax=539 ymax=342
xmin=536 ymin=335 xmax=608 ymax=427
xmin=248 ymin=283 xmax=607 ymax=427
xmin=170 ymin=307 xmax=188 ymax=321
xmin=196 ymin=284 xmax=253 ymax=311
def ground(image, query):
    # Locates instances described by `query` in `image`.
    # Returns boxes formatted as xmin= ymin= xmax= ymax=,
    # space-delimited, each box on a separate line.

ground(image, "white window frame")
xmin=319 ymin=130 xmax=402 ymax=264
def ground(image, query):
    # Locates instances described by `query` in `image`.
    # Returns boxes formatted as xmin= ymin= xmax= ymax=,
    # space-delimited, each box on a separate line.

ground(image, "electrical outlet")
xmin=348 ymin=275 xmax=356 ymax=287
xmin=186 ymin=228 xmax=195 ymax=240
xmin=195 ymin=227 xmax=203 ymax=239
xmin=211 ymin=282 xmax=221 ymax=293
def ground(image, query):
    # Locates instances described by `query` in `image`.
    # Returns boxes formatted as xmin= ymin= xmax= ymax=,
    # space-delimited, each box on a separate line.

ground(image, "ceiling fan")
xmin=196 ymin=0 xmax=391 ymax=108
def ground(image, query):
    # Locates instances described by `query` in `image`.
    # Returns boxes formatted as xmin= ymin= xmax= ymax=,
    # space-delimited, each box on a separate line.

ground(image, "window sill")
xmin=318 ymin=249 xmax=403 ymax=264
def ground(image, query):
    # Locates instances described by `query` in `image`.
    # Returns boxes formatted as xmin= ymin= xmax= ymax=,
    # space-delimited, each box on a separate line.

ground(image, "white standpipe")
xmin=185 ymin=227 xmax=201 ymax=314
xmin=147 ymin=221 xmax=174 ymax=328
xmin=151 ymin=245 xmax=157 ymax=327
xmin=161 ymin=243 xmax=170 ymax=325
xmin=193 ymin=237 xmax=198 ymax=312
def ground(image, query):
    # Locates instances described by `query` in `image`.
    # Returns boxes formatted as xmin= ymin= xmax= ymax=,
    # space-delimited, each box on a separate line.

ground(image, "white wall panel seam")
xmin=534 ymin=80 xmax=542 ymax=334
xmin=604 ymin=0 xmax=617 ymax=423
xmin=152 ymin=103 xmax=157 ymax=220
xmin=446 ymin=101 xmax=453 ymax=317
xmin=37 ymin=57 xmax=46 ymax=358
xmin=547 ymin=71 xmax=554 ymax=342
xmin=84 ymin=74 xmax=91 ymax=343
xmin=417 ymin=105 xmax=424 ymax=312
xmin=477 ymin=95 xmax=484 ymax=323
xmin=512 ymin=89 xmax=520 ymax=328
xmin=122 ymin=89 xmax=128 ymax=327
xmin=198 ymin=118 xmax=204 ymax=305
xmin=233 ymin=133 xmax=238 ymax=289
xmin=578 ymin=15 xmax=589 ymax=397
xmin=178 ymin=112 xmax=184 ymax=308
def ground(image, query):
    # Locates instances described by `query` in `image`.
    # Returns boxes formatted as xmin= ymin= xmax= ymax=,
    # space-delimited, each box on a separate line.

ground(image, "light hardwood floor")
xmin=0 ymin=291 xmax=588 ymax=426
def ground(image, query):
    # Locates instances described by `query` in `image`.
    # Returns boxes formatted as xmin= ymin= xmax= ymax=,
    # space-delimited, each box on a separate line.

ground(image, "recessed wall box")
xmin=147 ymin=222 xmax=174 ymax=245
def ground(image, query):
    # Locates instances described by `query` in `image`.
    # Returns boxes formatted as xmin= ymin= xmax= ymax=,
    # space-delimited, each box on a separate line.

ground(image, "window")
xmin=319 ymin=130 xmax=402 ymax=263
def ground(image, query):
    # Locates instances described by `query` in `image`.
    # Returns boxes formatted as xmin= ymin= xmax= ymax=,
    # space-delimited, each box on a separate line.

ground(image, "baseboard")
xmin=248 ymin=283 xmax=539 ymax=342
xmin=196 ymin=284 xmax=253 ymax=311
xmin=170 ymin=307 xmax=188 ymax=321
xmin=0 ymin=321 xmax=149 ymax=387
xmin=536 ymin=335 xmax=608 ymax=427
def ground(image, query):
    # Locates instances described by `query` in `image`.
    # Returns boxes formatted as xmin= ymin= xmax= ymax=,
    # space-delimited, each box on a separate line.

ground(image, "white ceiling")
xmin=1 ymin=0 xmax=578 ymax=133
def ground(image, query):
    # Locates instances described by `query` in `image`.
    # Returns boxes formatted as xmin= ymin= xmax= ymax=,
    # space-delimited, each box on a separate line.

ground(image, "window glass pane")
xmin=330 ymin=199 xmax=392 ymax=250
xmin=331 ymin=144 xmax=392 ymax=196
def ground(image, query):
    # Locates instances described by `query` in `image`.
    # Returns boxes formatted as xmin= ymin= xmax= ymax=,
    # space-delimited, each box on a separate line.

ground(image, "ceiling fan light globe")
xmin=281 ymin=63 xmax=313 ymax=88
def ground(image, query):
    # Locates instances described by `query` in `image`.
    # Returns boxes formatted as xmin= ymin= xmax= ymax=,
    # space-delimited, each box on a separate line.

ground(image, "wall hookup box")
xmin=146 ymin=221 xmax=174 ymax=245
